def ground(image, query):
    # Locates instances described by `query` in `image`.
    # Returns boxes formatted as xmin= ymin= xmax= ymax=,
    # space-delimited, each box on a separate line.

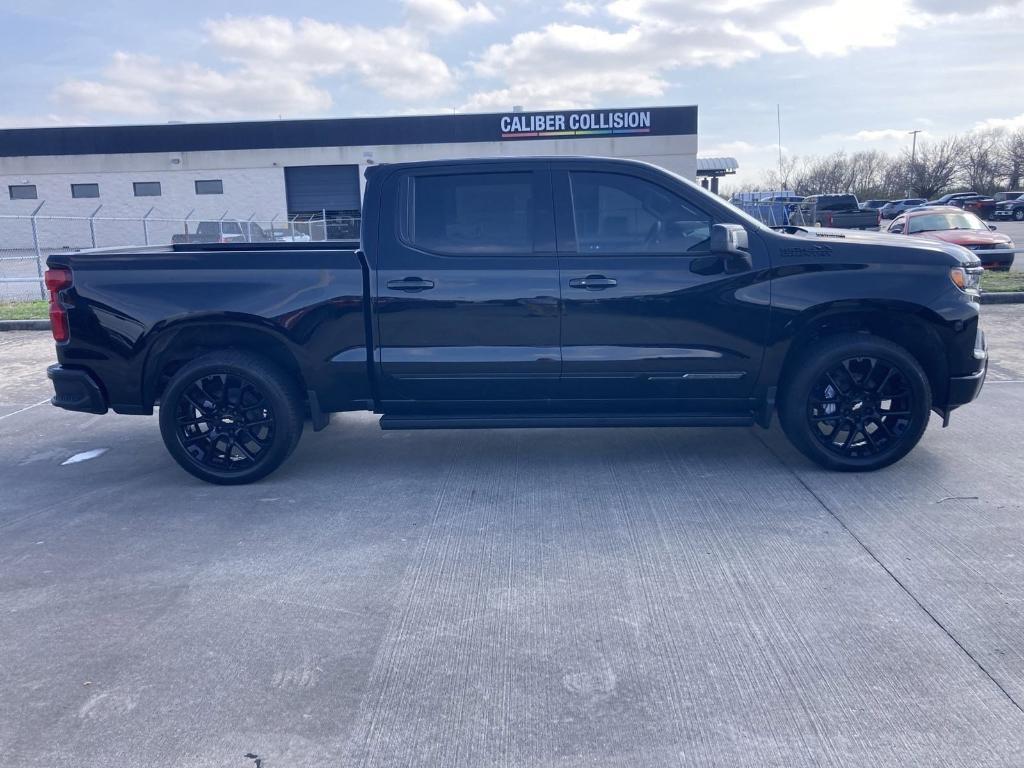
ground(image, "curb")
xmin=0 ymin=319 xmax=50 ymax=331
xmin=980 ymin=291 xmax=1024 ymax=305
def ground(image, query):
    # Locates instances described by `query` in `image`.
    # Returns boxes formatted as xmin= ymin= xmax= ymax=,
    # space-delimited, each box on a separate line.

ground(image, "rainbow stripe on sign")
xmin=502 ymin=127 xmax=652 ymax=139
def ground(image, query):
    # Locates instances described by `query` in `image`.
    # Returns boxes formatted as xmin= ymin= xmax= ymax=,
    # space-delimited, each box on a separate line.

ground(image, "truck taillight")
xmin=44 ymin=267 xmax=72 ymax=343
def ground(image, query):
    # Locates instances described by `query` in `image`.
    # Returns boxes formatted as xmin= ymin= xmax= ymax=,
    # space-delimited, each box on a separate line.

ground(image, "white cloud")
xmin=973 ymin=112 xmax=1024 ymax=132
xmin=462 ymin=0 xmax=978 ymax=111
xmin=783 ymin=0 xmax=925 ymax=56
xmin=465 ymin=18 xmax=773 ymax=110
xmin=562 ymin=1 xmax=596 ymax=15
xmin=404 ymin=0 xmax=496 ymax=31
xmin=845 ymin=128 xmax=930 ymax=142
xmin=55 ymin=15 xmax=455 ymax=121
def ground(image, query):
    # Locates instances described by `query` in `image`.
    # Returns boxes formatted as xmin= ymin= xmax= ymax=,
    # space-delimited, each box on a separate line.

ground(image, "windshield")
xmin=907 ymin=212 xmax=987 ymax=234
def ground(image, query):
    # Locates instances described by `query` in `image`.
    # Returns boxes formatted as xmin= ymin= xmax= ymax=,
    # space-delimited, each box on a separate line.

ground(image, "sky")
xmin=1 ymin=0 xmax=1022 ymax=185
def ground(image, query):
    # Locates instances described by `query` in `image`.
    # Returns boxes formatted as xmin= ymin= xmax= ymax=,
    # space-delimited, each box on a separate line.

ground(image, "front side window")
xmin=569 ymin=171 xmax=711 ymax=254
xmin=133 ymin=181 xmax=161 ymax=197
xmin=403 ymin=172 xmax=533 ymax=254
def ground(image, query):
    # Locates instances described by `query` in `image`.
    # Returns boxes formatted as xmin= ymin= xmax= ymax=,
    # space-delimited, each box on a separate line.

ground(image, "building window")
xmin=9 ymin=184 xmax=37 ymax=200
xmin=194 ymin=179 xmax=224 ymax=195
xmin=133 ymin=181 xmax=161 ymax=197
xmin=71 ymin=183 xmax=100 ymax=199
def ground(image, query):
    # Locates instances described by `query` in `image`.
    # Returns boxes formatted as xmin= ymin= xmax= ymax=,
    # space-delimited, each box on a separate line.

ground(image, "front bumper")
xmin=48 ymin=365 xmax=108 ymax=414
xmin=946 ymin=327 xmax=987 ymax=410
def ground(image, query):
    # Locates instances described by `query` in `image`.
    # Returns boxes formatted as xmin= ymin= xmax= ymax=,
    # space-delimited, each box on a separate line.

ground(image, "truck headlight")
xmin=950 ymin=266 xmax=982 ymax=295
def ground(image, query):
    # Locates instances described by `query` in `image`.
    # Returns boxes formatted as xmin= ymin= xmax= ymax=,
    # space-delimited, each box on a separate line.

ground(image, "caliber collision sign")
xmin=500 ymin=110 xmax=653 ymax=139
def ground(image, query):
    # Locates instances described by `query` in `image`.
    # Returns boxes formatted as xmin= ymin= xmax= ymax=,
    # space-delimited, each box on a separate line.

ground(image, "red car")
xmin=886 ymin=206 xmax=1015 ymax=270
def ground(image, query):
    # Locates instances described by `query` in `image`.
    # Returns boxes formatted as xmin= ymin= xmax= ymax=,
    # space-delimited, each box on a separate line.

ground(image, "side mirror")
xmin=711 ymin=223 xmax=748 ymax=255
xmin=711 ymin=224 xmax=752 ymax=274
xmin=989 ymin=224 xmax=997 ymax=231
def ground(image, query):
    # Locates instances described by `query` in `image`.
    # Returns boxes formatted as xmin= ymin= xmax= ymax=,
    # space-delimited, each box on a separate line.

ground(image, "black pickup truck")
xmin=44 ymin=157 xmax=988 ymax=484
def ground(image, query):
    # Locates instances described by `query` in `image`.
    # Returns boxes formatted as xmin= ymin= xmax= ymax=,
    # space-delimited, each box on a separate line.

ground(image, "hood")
xmin=914 ymin=229 xmax=1011 ymax=246
xmin=782 ymin=225 xmax=982 ymax=267
xmin=996 ymin=200 xmax=1022 ymax=208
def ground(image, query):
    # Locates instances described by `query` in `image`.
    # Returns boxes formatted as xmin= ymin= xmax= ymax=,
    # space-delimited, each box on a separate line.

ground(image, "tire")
xmin=778 ymin=334 xmax=932 ymax=472
xmin=1014 ymin=208 xmax=1024 ymax=222
xmin=158 ymin=350 xmax=304 ymax=485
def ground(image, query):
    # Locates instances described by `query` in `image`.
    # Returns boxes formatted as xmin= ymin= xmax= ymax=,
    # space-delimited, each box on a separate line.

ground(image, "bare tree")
xmin=959 ymin=130 xmax=1002 ymax=194
xmin=998 ymin=128 xmax=1024 ymax=190
xmin=905 ymin=137 xmax=961 ymax=199
xmin=793 ymin=152 xmax=852 ymax=196
xmin=848 ymin=150 xmax=891 ymax=199
xmin=760 ymin=154 xmax=800 ymax=192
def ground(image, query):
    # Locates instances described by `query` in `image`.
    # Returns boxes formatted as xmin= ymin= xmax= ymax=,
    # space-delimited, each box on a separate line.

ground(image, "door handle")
xmin=569 ymin=275 xmax=617 ymax=290
xmin=387 ymin=277 xmax=435 ymax=292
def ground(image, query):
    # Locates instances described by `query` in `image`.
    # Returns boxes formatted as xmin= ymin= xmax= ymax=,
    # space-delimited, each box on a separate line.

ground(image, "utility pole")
xmin=907 ymin=129 xmax=922 ymax=197
xmin=777 ymin=104 xmax=784 ymax=191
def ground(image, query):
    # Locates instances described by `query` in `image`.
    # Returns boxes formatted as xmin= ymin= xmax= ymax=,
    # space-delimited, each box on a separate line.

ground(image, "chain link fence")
xmin=0 ymin=209 xmax=360 ymax=302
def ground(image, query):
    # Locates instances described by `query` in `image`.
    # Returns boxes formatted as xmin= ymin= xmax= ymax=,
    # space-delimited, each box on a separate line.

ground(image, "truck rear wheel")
xmin=778 ymin=334 xmax=931 ymax=471
xmin=158 ymin=351 xmax=304 ymax=485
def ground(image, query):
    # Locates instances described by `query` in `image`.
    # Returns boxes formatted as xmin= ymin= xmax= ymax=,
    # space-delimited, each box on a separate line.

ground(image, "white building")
xmin=0 ymin=106 xmax=699 ymax=241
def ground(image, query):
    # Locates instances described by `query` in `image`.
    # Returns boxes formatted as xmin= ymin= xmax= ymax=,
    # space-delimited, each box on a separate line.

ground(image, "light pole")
xmin=907 ymin=129 xmax=922 ymax=197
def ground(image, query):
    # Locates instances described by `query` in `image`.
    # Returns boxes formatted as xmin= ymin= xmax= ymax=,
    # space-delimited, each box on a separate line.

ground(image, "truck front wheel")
xmin=778 ymin=334 xmax=932 ymax=471
xmin=158 ymin=351 xmax=304 ymax=485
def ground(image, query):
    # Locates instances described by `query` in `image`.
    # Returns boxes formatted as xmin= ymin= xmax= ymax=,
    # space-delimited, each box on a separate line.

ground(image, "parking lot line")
xmin=0 ymin=399 xmax=48 ymax=421
xmin=753 ymin=429 xmax=1024 ymax=717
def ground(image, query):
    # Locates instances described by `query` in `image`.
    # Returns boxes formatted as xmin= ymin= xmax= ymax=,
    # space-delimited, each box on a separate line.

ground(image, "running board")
xmin=379 ymin=413 xmax=755 ymax=430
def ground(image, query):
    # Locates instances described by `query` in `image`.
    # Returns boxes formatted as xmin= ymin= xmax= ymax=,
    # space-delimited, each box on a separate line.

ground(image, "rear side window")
xmin=403 ymin=172 xmax=533 ymax=254
xmin=568 ymin=171 xmax=711 ymax=254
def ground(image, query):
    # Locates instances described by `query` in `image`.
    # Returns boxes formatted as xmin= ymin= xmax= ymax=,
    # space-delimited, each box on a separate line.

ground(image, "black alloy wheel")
xmin=159 ymin=351 xmax=303 ymax=484
xmin=779 ymin=334 xmax=931 ymax=472
xmin=806 ymin=356 xmax=913 ymax=460
xmin=174 ymin=372 xmax=276 ymax=473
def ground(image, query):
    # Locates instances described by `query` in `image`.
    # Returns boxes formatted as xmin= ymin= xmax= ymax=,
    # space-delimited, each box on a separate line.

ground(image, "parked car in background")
xmin=859 ymin=199 xmax=890 ymax=213
xmin=993 ymin=195 xmax=1024 ymax=222
xmin=956 ymin=195 xmax=997 ymax=221
xmin=924 ymin=192 xmax=979 ymax=207
xmin=886 ymin=206 xmax=1015 ymax=270
xmin=791 ymin=194 xmax=879 ymax=229
xmin=172 ymin=220 xmax=271 ymax=245
xmin=993 ymin=191 xmax=1024 ymax=203
xmin=880 ymin=198 xmax=926 ymax=219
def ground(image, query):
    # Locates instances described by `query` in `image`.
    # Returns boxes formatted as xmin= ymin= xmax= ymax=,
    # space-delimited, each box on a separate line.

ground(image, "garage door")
xmin=284 ymin=164 xmax=361 ymax=214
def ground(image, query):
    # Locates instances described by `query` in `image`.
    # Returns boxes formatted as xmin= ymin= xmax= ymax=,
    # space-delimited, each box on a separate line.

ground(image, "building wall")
xmin=0 ymin=133 xmax=697 ymax=221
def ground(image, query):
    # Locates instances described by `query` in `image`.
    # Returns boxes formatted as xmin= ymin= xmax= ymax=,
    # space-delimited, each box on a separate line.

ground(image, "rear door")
xmin=553 ymin=162 xmax=772 ymax=410
xmin=373 ymin=162 xmax=560 ymax=407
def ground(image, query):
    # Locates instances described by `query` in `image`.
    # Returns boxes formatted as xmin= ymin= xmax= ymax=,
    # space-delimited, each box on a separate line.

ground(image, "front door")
xmin=374 ymin=163 xmax=560 ymax=410
xmin=553 ymin=164 xmax=772 ymax=411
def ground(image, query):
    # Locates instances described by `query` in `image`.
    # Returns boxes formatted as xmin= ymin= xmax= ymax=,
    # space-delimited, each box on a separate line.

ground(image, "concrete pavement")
xmin=2 ymin=310 xmax=1024 ymax=767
